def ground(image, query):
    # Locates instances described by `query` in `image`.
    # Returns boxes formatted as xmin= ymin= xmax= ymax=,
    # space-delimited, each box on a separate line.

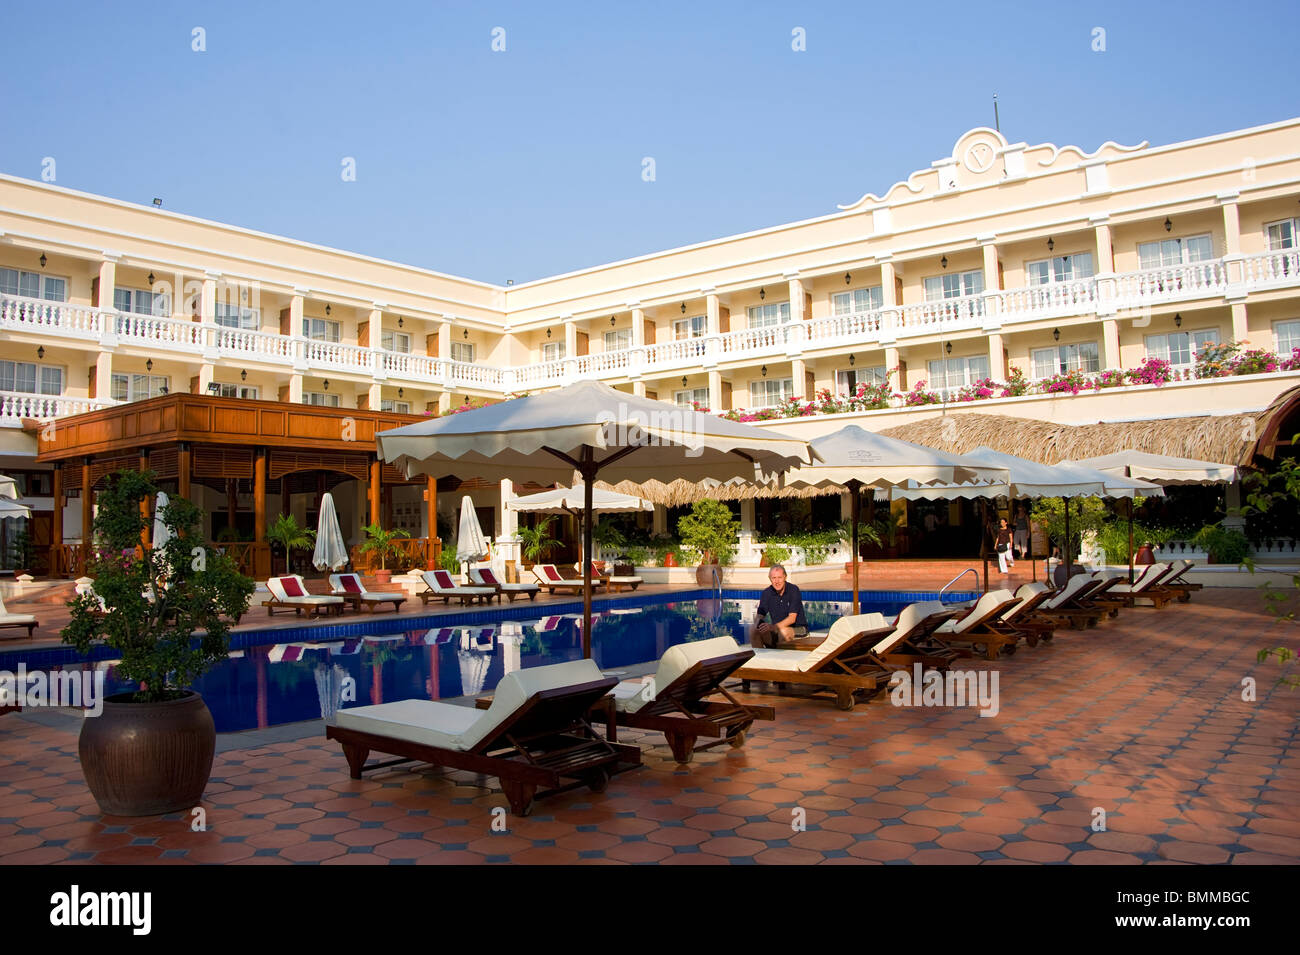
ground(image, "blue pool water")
xmin=1 ymin=589 xmax=974 ymax=733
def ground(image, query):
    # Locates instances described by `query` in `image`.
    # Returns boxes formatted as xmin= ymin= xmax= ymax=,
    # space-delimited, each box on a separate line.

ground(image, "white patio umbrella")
xmin=456 ymin=495 xmax=490 ymax=566
xmin=312 ymin=492 xmax=348 ymax=571
xmin=508 ymin=483 xmax=653 ymax=563
xmin=781 ymin=426 xmax=1010 ymax=613
xmin=925 ymin=446 xmax=1162 ymax=585
xmin=377 ymin=379 xmax=815 ymax=657
xmin=1068 ymin=450 xmax=1237 ymax=581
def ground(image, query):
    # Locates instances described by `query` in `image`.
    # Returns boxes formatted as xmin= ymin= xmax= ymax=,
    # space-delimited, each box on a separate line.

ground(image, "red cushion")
xmin=543 ymin=566 xmax=563 ymax=581
xmin=340 ymin=574 xmax=362 ymax=594
xmin=479 ymin=568 xmax=499 ymax=586
xmin=433 ymin=570 xmax=454 ymax=589
xmin=279 ymin=577 xmax=304 ymax=597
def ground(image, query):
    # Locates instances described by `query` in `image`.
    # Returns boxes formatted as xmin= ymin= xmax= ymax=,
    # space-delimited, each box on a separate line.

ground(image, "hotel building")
xmin=1 ymin=118 xmax=1298 ymax=576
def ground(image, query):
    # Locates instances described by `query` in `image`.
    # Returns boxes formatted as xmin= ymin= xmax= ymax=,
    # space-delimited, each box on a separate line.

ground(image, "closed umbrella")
xmin=312 ymin=492 xmax=348 ymax=571
xmin=151 ymin=491 xmax=171 ymax=550
xmin=457 ymin=495 xmax=490 ymax=566
xmin=377 ymin=379 xmax=814 ymax=657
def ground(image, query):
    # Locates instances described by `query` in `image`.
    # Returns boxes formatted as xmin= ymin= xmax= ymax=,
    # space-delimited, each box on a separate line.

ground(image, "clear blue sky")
xmin=4 ymin=0 xmax=1297 ymax=285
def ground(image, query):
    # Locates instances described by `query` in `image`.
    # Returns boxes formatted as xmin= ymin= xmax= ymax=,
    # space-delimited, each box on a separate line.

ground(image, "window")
xmin=831 ymin=286 xmax=883 ymax=314
xmin=674 ymin=387 xmax=709 ymax=408
xmin=673 ymin=315 xmax=706 ymax=339
xmin=1275 ymin=320 xmax=1300 ymax=355
xmin=835 ymin=366 xmax=888 ymax=393
xmin=1266 ymin=218 xmax=1299 ymax=250
xmin=111 ymin=373 xmax=169 ymax=402
xmin=749 ymin=377 xmax=793 ymax=408
xmin=302 ymin=317 xmax=341 ymax=341
xmin=0 ymin=361 xmax=63 ymax=395
xmin=0 ymin=268 xmax=67 ymax=302
xmin=380 ymin=399 xmax=411 ymax=414
xmin=927 ymin=356 xmax=990 ymax=395
xmin=1145 ymin=329 xmax=1220 ymax=369
xmin=603 ymin=329 xmax=631 ymax=351
xmin=450 ymin=342 xmax=475 ymax=364
xmin=541 ymin=341 xmax=566 ymax=362
xmin=214 ymin=301 xmax=259 ymax=330
xmin=114 ymin=287 xmax=171 ymax=316
xmin=747 ymin=303 xmax=790 ymax=329
xmin=1031 ymin=342 xmax=1101 ymax=379
xmin=1026 ymin=253 xmax=1094 ymax=285
xmin=1138 ymin=234 xmax=1214 ymax=269
xmin=214 ymin=384 xmax=259 ymax=399
xmin=380 ymin=330 xmax=411 ymax=353
xmin=924 ymin=269 xmax=984 ymax=300
xmin=304 ymin=392 xmax=341 ymax=407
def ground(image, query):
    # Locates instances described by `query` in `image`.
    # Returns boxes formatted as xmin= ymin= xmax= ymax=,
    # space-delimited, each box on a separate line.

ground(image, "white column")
xmin=94 ymin=352 xmax=114 ymax=400
xmin=287 ymin=373 xmax=304 ymax=403
xmin=197 ymin=363 xmax=216 ymax=393
xmin=564 ymin=317 xmax=577 ymax=357
xmin=202 ymin=274 xmax=219 ymax=324
xmin=97 ymin=257 xmax=117 ymax=309
xmin=652 ymin=505 xmax=667 ymax=536
xmin=787 ymin=276 xmax=805 ymax=322
xmin=288 ymin=290 xmax=304 ymax=334
xmin=792 ymin=358 xmax=808 ymax=399
xmin=437 ymin=318 xmax=451 ymax=359
xmin=708 ymin=369 xmax=723 ymax=412
xmin=705 ymin=293 xmax=720 ymax=335
xmin=1102 ymin=319 xmax=1121 ymax=370
xmin=987 ymin=332 xmax=1005 ymax=381
xmin=1223 ymin=481 xmax=1245 ymax=530
xmin=366 ymin=382 xmax=382 ymax=410
xmin=1093 ymin=218 xmax=1116 ymax=315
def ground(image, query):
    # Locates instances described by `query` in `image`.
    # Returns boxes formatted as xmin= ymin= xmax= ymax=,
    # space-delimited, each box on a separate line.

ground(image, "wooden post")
xmin=178 ymin=442 xmax=191 ymax=500
xmin=51 ymin=463 xmax=63 ymax=577
xmin=426 ymin=475 xmax=437 ymax=569
xmin=80 ymin=458 xmax=93 ymax=576
xmin=139 ymin=451 xmax=150 ymax=548
xmin=368 ymin=456 xmax=381 ymax=527
xmin=225 ymin=478 xmax=238 ymax=531
xmin=254 ymin=448 xmax=267 ymax=542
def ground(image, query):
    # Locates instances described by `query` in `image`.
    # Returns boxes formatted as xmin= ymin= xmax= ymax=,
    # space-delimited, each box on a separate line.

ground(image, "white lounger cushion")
xmin=607 ymin=576 xmax=642 ymax=585
xmin=1045 ymin=574 xmax=1093 ymax=610
xmin=331 ymin=658 xmax=604 ymax=753
xmin=0 ymin=612 xmax=36 ymax=625
xmin=1111 ymin=562 xmax=1169 ymax=594
xmin=266 ymin=576 xmax=342 ymax=605
xmin=738 ymin=613 xmax=888 ymax=675
xmin=615 ymin=635 xmax=740 ymax=714
xmin=937 ymin=590 xmax=1014 ymax=635
xmin=420 ymin=570 xmax=494 ymax=597
xmin=468 ymin=568 xmax=538 ymax=591
xmin=1007 ymin=583 xmax=1049 ymax=620
xmin=876 ymin=601 xmax=945 ymax=653
xmin=329 ymin=574 xmax=402 ymax=601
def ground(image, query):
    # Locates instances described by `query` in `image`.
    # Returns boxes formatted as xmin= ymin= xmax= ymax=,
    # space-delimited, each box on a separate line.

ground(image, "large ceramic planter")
xmin=374 ymin=569 xmax=393 ymax=585
xmin=695 ymin=563 xmax=722 ymax=586
xmin=78 ymin=691 xmax=216 ymax=816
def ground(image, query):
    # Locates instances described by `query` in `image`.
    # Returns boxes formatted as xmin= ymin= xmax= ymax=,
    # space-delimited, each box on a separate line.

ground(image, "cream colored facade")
xmin=2 ymin=117 xmax=1299 ymax=433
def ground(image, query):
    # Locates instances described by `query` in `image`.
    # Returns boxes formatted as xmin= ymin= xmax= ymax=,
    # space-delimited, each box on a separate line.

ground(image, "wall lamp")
xmin=146 ymin=359 xmax=153 ymax=371
xmin=1047 ymin=237 xmax=1055 ymax=252
xmin=760 ymin=365 xmax=768 ymax=377
xmin=848 ymin=354 xmax=855 ymax=366
xmin=1053 ymin=328 xmax=1061 ymax=341
xmin=940 ymin=255 xmax=948 ymax=269
xmin=1164 ymin=217 xmax=1172 ymax=232
xmin=1174 ymin=313 xmax=1182 ymax=328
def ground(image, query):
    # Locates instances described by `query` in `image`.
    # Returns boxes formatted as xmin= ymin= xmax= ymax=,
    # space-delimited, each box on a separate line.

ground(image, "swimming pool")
xmin=2 ymin=589 xmax=974 ymax=732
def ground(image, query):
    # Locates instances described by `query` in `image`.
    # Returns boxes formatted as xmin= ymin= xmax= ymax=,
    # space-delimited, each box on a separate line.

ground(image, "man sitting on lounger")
xmin=751 ymin=564 xmax=808 ymax=648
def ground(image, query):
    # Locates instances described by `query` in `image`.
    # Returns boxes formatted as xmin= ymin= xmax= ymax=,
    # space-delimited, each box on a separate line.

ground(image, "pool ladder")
xmin=939 ymin=567 xmax=981 ymax=603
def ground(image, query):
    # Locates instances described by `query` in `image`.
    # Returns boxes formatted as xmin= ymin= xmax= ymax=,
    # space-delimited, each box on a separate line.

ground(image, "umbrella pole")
xmin=580 ymin=452 xmax=595 ymax=660
xmin=980 ymin=499 xmax=988 ymax=593
xmin=1128 ymin=497 xmax=1135 ymax=585
xmin=1064 ymin=496 xmax=1071 ymax=584
xmin=849 ymin=480 xmax=861 ymax=614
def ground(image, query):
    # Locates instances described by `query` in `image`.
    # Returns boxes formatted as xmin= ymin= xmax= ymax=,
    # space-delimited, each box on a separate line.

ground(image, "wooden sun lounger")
xmin=737 ymin=606 xmax=952 ymax=711
xmin=1102 ymin=562 xmax=1180 ymax=610
xmin=610 ymin=637 xmax=775 ymax=763
xmin=328 ymin=573 xmax=406 ymax=613
xmin=932 ymin=590 xmax=1024 ymax=660
xmin=262 ymin=575 xmax=346 ymax=617
xmin=532 ymin=564 xmax=605 ymax=594
xmin=326 ymin=660 xmax=642 ymax=816
xmin=0 ymin=592 xmax=37 ymax=640
xmin=417 ymin=570 xmax=495 ymax=606
xmin=1162 ymin=559 xmax=1203 ymax=602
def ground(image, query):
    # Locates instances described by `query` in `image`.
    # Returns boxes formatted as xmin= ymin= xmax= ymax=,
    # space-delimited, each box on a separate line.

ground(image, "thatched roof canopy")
xmin=594 ymin=385 xmax=1300 ymax=504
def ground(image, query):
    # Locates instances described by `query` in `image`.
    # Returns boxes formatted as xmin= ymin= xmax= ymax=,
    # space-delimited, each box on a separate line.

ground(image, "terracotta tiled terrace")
xmin=2 ymin=582 xmax=1297 ymax=866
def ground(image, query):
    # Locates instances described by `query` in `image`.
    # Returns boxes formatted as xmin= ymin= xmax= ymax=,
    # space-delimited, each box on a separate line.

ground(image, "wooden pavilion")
xmin=33 ymin=394 xmax=445 ymax=579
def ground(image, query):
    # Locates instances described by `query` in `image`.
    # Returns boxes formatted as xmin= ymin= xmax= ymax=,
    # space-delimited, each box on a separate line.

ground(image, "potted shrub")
xmin=518 ymin=515 xmax=560 ymax=568
xmin=677 ymin=499 xmax=739 ymax=585
xmin=760 ymin=542 xmax=791 ymax=568
xmin=266 ymin=512 xmax=315 ymax=576
xmin=1192 ymin=524 xmax=1250 ymax=565
xmin=874 ymin=510 xmax=906 ymax=558
xmin=62 ymin=469 xmax=255 ymax=816
xmin=359 ymin=522 xmax=410 ymax=585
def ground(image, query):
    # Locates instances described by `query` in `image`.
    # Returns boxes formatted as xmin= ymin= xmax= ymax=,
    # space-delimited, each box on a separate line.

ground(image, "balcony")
xmin=1 ymin=247 xmax=1297 ymax=402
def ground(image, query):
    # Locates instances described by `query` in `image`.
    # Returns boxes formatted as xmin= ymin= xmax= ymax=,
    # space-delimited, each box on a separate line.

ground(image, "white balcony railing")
xmin=0 ymin=391 xmax=116 ymax=422
xmin=896 ymin=296 xmax=986 ymax=337
xmin=1113 ymin=260 xmax=1229 ymax=307
xmin=2 ymin=243 xmax=1299 ymax=408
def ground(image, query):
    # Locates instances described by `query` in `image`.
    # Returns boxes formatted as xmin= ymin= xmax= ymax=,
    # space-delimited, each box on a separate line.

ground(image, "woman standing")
xmin=1013 ymin=505 xmax=1030 ymax=559
xmin=995 ymin=517 xmax=1015 ymax=574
